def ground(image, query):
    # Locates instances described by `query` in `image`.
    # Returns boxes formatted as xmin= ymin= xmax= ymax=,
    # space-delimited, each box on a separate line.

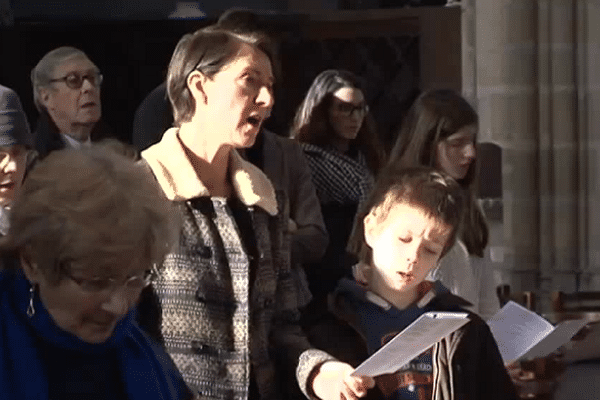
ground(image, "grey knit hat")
xmin=0 ymin=84 xmax=33 ymax=148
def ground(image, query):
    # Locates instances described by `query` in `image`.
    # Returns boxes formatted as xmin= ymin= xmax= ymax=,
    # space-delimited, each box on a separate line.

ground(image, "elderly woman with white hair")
xmin=30 ymin=46 xmax=112 ymax=158
xmin=0 ymin=146 xmax=193 ymax=400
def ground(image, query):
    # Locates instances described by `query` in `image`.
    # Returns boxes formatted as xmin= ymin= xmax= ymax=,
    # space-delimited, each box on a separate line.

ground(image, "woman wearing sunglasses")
xmin=0 ymin=145 xmax=193 ymax=400
xmin=290 ymin=69 xmax=385 ymax=309
xmin=30 ymin=46 xmax=112 ymax=159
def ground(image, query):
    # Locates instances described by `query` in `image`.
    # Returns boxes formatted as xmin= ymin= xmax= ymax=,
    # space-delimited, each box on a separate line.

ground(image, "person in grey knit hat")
xmin=0 ymin=84 xmax=34 ymax=234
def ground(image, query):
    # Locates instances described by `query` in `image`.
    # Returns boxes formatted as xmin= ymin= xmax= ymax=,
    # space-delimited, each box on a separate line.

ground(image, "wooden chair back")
xmin=551 ymin=291 xmax=600 ymax=313
xmin=496 ymin=284 xmax=537 ymax=311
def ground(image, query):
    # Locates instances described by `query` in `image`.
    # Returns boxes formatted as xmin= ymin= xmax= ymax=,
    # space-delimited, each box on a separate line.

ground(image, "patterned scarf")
xmin=301 ymin=143 xmax=374 ymax=206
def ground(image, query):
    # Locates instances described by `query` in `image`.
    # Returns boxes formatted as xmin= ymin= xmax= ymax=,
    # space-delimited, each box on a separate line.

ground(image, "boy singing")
xmin=306 ymin=167 xmax=517 ymax=400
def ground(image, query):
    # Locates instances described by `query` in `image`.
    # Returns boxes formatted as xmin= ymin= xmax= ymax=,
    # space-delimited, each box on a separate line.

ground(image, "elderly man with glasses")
xmin=30 ymin=46 xmax=112 ymax=159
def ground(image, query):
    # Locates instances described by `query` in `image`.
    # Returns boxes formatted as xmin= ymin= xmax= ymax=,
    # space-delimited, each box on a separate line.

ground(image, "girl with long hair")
xmin=388 ymin=89 xmax=498 ymax=319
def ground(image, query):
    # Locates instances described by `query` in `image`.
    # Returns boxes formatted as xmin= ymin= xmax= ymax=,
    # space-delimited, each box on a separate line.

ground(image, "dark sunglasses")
xmin=49 ymin=71 xmax=103 ymax=90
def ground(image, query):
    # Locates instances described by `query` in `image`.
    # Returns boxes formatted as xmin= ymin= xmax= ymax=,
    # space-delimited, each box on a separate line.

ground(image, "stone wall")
xmin=463 ymin=0 xmax=600 ymax=311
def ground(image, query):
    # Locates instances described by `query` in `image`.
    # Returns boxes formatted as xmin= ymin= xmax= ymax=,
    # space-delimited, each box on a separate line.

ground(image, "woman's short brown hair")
xmin=6 ymin=144 xmax=178 ymax=283
xmin=167 ymin=26 xmax=275 ymax=127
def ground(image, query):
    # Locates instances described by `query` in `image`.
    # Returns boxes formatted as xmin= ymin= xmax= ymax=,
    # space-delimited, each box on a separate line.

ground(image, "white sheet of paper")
xmin=487 ymin=301 xmax=587 ymax=362
xmin=351 ymin=312 xmax=469 ymax=377
xmin=521 ymin=318 xmax=589 ymax=359
xmin=487 ymin=301 xmax=554 ymax=363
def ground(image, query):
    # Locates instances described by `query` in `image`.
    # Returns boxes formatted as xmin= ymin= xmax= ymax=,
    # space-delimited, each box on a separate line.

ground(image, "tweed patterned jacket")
xmin=142 ymin=129 xmax=333 ymax=400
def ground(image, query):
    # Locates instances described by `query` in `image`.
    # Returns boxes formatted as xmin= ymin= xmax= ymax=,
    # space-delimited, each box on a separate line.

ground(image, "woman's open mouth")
xmin=0 ymin=182 xmax=15 ymax=191
xmin=247 ymin=115 xmax=262 ymax=128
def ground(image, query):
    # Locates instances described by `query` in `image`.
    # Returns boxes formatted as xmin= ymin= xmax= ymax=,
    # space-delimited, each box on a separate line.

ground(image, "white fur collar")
xmin=141 ymin=128 xmax=278 ymax=216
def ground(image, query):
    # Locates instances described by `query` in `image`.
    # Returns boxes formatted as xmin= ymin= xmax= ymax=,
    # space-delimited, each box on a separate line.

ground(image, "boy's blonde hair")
xmin=348 ymin=166 xmax=465 ymax=266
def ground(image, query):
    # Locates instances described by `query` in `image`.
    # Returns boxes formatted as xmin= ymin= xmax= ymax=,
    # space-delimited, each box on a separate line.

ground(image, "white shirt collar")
xmin=61 ymin=133 xmax=91 ymax=149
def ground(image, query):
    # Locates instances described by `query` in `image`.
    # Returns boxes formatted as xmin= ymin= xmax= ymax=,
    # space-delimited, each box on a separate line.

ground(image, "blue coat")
xmin=0 ymin=269 xmax=192 ymax=400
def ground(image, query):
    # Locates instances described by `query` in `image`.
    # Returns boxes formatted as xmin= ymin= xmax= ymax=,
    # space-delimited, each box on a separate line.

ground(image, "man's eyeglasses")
xmin=333 ymin=101 xmax=369 ymax=117
xmin=66 ymin=265 xmax=156 ymax=294
xmin=49 ymin=71 xmax=103 ymax=90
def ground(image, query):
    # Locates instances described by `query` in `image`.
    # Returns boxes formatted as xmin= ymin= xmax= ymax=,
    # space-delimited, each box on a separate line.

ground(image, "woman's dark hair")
xmin=290 ymin=69 xmax=385 ymax=174
xmin=167 ymin=26 xmax=275 ymax=126
xmin=389 ymin=89 xmax=488 ymax=256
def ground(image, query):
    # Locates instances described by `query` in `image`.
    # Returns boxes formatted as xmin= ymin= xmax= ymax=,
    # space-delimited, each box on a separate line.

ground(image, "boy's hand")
xmin=505 ymin=357 xmax=565 ymax=398
xmin=312 ymin=361 xmax=375 ymax=400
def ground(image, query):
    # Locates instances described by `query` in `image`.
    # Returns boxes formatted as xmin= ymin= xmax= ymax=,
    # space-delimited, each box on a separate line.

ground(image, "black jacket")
xmin=304 ymin=279 xmax=518 ymax=400
xmin=33 ymin=111 xmax=113 ymax=159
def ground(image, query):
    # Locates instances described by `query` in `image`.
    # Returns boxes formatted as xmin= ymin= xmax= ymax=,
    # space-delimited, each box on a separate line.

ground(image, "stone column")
xmin=464 ymin=0 xmax=600 ymax=310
